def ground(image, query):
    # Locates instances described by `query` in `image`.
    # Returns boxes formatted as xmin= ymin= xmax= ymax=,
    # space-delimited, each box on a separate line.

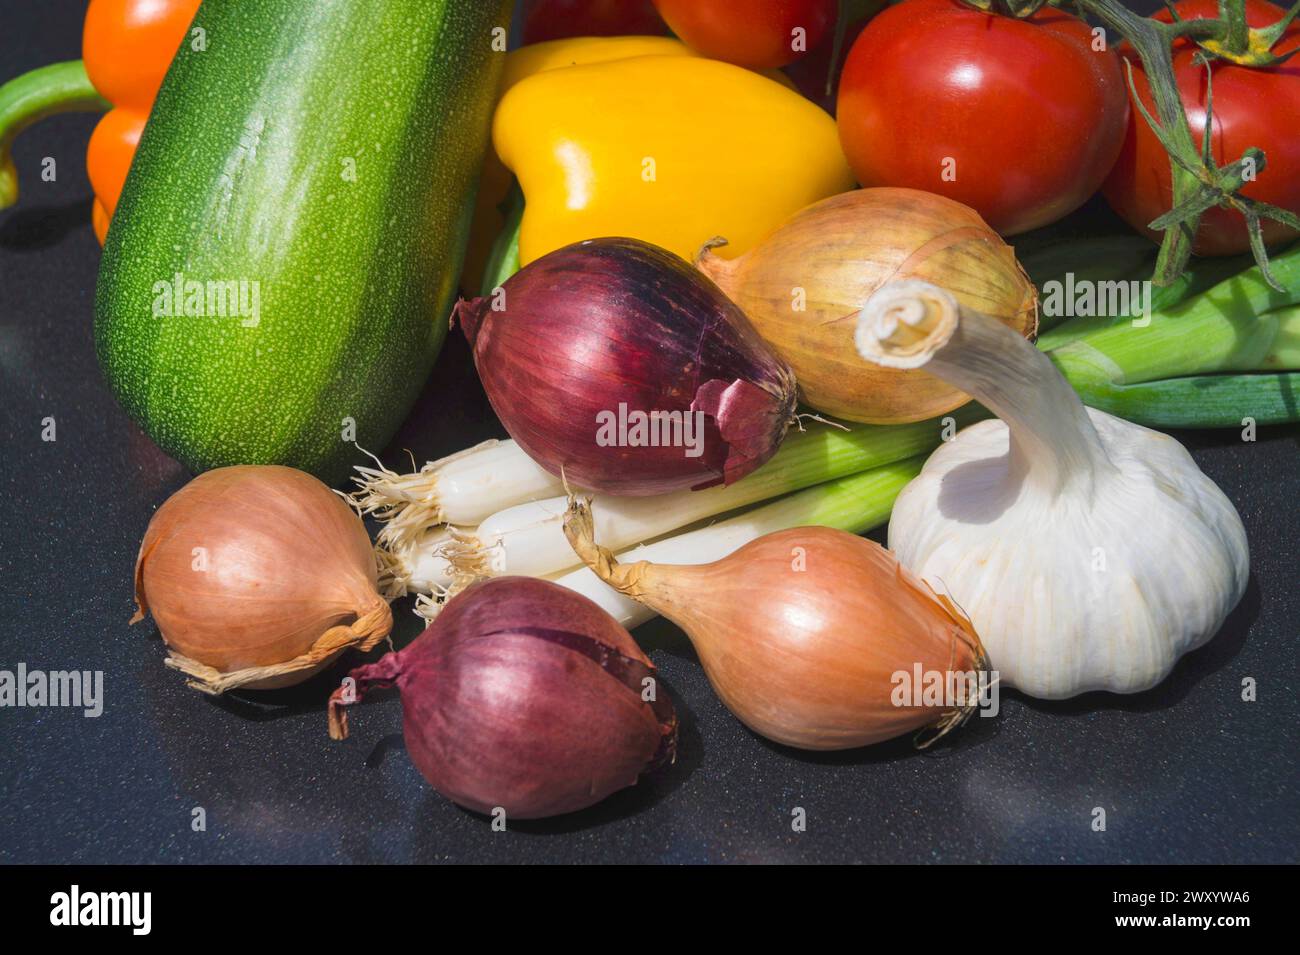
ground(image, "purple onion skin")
xmin=455 ymin=237 xmax=798 ymax=495
xmin=332 ymin=577 xmax=677 ymax=820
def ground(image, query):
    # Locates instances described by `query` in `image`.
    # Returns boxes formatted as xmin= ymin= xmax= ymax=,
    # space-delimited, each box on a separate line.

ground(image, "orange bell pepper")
xmin=0 ymin=0 xmax=199 ymax=244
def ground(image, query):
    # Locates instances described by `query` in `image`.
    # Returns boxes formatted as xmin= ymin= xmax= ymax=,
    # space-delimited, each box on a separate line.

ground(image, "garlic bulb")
xmin=855 ymin=280 xmax=1249 ymax=699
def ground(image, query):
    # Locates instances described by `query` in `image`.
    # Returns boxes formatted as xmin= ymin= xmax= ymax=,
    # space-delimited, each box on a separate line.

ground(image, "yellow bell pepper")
xmin=493 ymin=54 xmax=855 ymax=267
xmin=463 ymin=36 xmax=700 ymax=291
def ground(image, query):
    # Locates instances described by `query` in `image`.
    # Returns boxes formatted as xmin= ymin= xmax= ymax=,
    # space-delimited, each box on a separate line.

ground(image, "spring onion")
xmin=370 ymin=237 xmax=1298 ymax=631
xmin=539 ymin=458 xmax=924 ymax=631
xmin=375 ymin=525 xmax=455 ymax=598
xmin=1036 ymin=251 xmax=1251 ymax=350
xmin=1050 ymin=244 xmax=1300 ymax=426
xmin=352 ymin=439 xmax=564 ymax=543
xmin=1021 ymin=236 xmax=1251 ymax=347
xmin=381 ymin=410 xmax=977 ymax=596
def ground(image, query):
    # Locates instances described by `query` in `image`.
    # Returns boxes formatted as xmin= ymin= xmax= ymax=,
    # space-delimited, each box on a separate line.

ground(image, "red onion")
xmin=454 ymin=237 xmax=798 ymax=495
xmin=328 ymin=576 xmax=677 ymax=819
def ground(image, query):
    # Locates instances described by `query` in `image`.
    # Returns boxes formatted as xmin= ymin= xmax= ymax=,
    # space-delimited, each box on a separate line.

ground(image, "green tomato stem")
xmin=1076 ymin=1 xmax=1217 ymax=285
xmin=479 ymin=179 xmax=523 ymax=298
xmin=1219 ymin=0 xmax=1252 ymax=52
xmin=1075 ymin=0 xmax=1297 ymax=289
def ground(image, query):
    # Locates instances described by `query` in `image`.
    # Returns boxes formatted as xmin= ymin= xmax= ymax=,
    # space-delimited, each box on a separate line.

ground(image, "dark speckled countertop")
xmin=1 ymin=0 xmax=1296 ymax=865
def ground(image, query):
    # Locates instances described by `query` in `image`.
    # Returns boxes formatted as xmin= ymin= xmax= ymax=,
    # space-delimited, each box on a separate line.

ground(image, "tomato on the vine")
xmin=1102 ymin=0 xmax=1300 ymax=256
xmin=836 ymin=0 xmax=1129 ymax=235
xmin=651 ymin=0 xmax=836 ymax=70
xmin=520 ymin=0 xmax=667 ymax=45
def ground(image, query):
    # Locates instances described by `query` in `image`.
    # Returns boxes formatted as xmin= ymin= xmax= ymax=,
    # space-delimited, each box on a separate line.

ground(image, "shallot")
xmin=697 ymin=187 xmax=1037 ymax=424
xmin=328 ymin=576 xmax=677 ymax=819
xmin=132 ymin=466 xmax=392 ymax=694
xmin=563 ymin=501 xmax=988 ymax=749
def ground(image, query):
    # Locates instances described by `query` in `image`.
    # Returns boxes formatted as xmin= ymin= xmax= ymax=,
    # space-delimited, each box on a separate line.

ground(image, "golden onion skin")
xmin=647 ymin=528 xmax=985 ymax=749
xmin=132 ymin=466 xmax=390 ymax=682
xmin=698 ymin=187 xmax=1038 ymax=424
xmin=564 ymin=497 xmax=989 ymax=752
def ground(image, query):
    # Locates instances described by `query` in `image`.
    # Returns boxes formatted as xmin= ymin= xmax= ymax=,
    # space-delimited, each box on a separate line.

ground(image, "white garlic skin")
xmin=887 ymin=409 xmax=1249 ymax=699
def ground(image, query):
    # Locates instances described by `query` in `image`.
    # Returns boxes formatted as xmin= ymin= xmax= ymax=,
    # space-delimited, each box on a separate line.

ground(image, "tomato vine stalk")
xmin=966 ymin=0 xmax=1298 ymax=290
xmin=1071 ymin=0 xmax=1299 ymax=290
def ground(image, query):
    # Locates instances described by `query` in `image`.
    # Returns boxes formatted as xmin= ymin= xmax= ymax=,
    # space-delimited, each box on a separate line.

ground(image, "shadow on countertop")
xmin=0 ymin=197 xmax=94 ymax=251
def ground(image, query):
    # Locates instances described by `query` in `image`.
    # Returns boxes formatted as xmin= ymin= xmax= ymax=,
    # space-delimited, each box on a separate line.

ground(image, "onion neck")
xmin=856 ymin=280 xmax=1113 ymax=496
xmin=452 ymin=296 xmax=490 ymax=348
xmin=694 ymin=236 xmax=741 ymax=298
xmin=328 ymin=650 xmax=404 ymax=741
xmin=563 ymin=497 xmax=659 ymax=602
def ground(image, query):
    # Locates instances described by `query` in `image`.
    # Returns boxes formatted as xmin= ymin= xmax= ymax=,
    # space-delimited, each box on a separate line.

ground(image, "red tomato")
xmin=521 ymin=0 xmax=666 ymax=44
xmin=651 ymin=0 xmax=836 ymax=69
xmin=836 ymin=0 xmax=1128 ymax=235
xmin=1102 ymin=0 xmax=1300 ymax=256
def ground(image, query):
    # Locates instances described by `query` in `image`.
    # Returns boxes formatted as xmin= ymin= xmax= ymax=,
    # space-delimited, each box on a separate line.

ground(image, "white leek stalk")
xmin=382 ymin=415 xmax=971 ymax=592
xmin=547 ymin=458 xmax=924 ymax=630
xmin=856 ymin=279 xmax=1250 ymax=699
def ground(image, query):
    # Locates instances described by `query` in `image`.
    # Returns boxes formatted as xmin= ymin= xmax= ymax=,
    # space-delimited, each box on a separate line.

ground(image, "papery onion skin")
xmin=565 ymin=505 xmax=987 ymax=750
xmin=132 ymin=466 xmax=391 ymax=690
xmin=455 ymin=237 xmax=798 ymax=496
xmin=697 ymin=187 xmax=1037 ymax=424
xmin=329 ymin=576 xmax=677 ymax=819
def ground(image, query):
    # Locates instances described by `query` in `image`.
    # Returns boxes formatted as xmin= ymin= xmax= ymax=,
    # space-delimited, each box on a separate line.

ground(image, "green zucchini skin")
xmin=96 ymin=0 xmax=511 ymax=483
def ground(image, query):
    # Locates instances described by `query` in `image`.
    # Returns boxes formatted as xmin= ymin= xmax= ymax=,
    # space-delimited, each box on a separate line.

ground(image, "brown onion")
xmin=455 ymin=237 xmax=798 ymax=496
xmin=328 ymin=576 xmax=677 ymax=819
xmin=564 ymin=499 xmax=989 ymax=750
xmin=697 ymin=187 xmax=1038 ymax=424
xmin=132 ymin=466 xmax=392 ymax=694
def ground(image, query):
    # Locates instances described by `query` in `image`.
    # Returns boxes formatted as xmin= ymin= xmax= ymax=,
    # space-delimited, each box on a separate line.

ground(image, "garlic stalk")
xmin=856 ymin=279 xmax=1249 ymax=699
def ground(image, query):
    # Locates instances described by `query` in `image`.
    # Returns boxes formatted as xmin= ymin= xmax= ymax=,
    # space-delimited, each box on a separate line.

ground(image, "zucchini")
xmin=95 ymin=0 xmax=511 ymax=483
